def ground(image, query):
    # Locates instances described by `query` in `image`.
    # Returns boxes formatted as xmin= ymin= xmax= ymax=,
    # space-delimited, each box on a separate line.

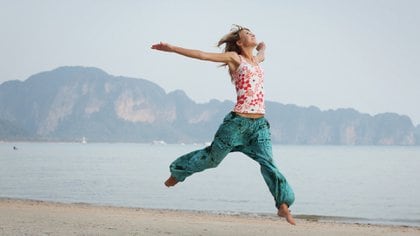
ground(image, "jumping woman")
xmin=151 ymin=25 xmax=296 ymax=225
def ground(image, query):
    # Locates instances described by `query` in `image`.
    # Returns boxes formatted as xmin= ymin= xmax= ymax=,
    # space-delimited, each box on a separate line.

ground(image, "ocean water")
xmin=0 ymin=142 xmax=419 ymax=227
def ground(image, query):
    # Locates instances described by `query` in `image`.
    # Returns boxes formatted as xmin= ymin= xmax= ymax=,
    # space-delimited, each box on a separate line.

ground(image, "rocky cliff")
xmin=0 ymin=66 xmax=417 ymax=145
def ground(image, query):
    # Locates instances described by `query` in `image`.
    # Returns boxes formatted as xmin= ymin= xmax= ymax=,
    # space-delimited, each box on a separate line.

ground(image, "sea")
xmin=1 ymin=142 xmax=419 ymax=227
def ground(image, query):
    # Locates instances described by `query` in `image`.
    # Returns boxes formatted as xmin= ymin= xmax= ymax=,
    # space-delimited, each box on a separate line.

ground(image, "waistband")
xmin=229 ymin=111 xmax=265 ymax=121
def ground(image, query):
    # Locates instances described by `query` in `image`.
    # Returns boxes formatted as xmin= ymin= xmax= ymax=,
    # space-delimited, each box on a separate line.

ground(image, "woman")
xmin=151 ymin=25 xmax=296 ymax=225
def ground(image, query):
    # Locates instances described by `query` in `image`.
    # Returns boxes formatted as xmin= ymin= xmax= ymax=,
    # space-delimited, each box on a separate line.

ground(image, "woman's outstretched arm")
xmin=151 ymin=42 xmax=239 ymax=65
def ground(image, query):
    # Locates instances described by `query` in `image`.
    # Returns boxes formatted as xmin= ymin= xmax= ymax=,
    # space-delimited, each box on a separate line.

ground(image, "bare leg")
xmin=277 ymin=203 xmax=296 ymax=225
xmin=164 ymin=176 xmax=178 ymax=187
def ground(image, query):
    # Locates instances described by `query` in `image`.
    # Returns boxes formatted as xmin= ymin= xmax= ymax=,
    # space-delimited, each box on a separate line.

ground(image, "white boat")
xmin=152 ymin=140 xmax=166 ymax=145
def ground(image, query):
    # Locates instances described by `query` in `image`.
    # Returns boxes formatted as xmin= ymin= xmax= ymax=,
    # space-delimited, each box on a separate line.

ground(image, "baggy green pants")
xmin=169 ymin=112 xmax=295 ymax=208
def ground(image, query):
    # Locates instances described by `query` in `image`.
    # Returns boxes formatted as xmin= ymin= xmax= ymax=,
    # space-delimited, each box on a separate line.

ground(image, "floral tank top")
xmin=231 ymin=55 xmax=265 ymax=114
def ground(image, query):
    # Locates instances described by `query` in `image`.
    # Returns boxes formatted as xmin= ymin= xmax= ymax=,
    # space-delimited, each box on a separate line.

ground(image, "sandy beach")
xmin=0 ymin=198 xmax=418 ymax=236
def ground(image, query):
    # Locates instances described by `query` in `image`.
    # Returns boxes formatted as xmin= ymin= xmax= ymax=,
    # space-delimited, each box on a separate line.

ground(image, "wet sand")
xmin=0 ymin=198 xmax=419 ymax=236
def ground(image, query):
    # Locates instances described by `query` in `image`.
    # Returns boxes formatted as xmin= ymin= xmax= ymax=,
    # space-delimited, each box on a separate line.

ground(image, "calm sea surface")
xmin=0 ymin=142 xmax=419 ymax=226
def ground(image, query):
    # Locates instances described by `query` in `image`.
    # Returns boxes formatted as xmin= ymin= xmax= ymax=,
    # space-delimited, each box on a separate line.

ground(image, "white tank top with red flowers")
xmin=231 ymin=55 xmax=265 ymax=114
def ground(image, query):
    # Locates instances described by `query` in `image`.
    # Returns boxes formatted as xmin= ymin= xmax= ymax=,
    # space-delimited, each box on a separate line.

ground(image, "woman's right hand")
xmin=151 ymin=42 xmax=174 ymax=52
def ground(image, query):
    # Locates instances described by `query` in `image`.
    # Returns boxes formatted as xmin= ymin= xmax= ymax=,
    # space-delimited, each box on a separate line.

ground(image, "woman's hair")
xmin=217 ymin=24 xmax=249 ymax=76
xmin=217 ymin=24 xmax=249 ymax=55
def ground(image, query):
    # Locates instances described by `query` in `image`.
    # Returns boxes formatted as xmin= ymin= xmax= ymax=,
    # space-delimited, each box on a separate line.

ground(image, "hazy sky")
xmin=1 ymin=0 xmax=419 ymax=125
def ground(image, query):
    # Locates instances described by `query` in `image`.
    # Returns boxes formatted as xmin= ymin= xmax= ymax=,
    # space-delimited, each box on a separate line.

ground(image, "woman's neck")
xmin=241 ymin=47 xmax=256 ymax=64
xmin=241 ymin=48 xmax=254 ymax=60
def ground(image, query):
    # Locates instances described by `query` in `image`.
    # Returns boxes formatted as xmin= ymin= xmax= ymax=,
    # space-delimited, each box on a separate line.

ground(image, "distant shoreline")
xmin=2 ymin=141 xmax=420 ymax=147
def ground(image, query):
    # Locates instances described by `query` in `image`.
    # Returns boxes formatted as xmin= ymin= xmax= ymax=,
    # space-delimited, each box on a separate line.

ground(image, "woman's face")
xmin=238 ymin=29 xmax=257 ymax=47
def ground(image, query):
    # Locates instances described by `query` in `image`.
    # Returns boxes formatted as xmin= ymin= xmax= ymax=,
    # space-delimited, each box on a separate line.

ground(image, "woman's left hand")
xmin=256 ymin=42 xmax=266 ymax=52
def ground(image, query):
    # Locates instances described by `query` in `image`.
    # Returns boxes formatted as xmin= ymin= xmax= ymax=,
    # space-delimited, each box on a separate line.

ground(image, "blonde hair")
xmin=217 ymin=24 xmax=250 ymax=55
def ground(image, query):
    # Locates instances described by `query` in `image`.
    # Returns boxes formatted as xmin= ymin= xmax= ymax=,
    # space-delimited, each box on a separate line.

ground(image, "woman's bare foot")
xmin=164 ymin=176 xmax=178 ymax=187
xmin=277 ymin=203 xmax=296 ymax=225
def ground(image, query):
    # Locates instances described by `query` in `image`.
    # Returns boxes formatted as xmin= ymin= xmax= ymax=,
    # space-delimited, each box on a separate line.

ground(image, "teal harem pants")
xmin=169 ymin=112 xmax=295 ymax=208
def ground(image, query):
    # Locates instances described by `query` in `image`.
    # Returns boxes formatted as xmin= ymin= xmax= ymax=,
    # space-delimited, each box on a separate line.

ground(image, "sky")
xmin=1 ymin=0 xmax=419 ymax=125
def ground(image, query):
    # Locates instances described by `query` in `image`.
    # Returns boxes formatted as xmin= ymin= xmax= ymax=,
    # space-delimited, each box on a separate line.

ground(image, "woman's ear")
xmin=236 ymin=39 xmax=242 ymax=47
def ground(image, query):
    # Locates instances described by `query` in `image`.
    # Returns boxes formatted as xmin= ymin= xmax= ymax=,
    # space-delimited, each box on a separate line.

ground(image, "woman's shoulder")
xmin=226 ymin=52 xmax=242 ymax=73
xmin=225 ymin=51 xmax=241 ymax=64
